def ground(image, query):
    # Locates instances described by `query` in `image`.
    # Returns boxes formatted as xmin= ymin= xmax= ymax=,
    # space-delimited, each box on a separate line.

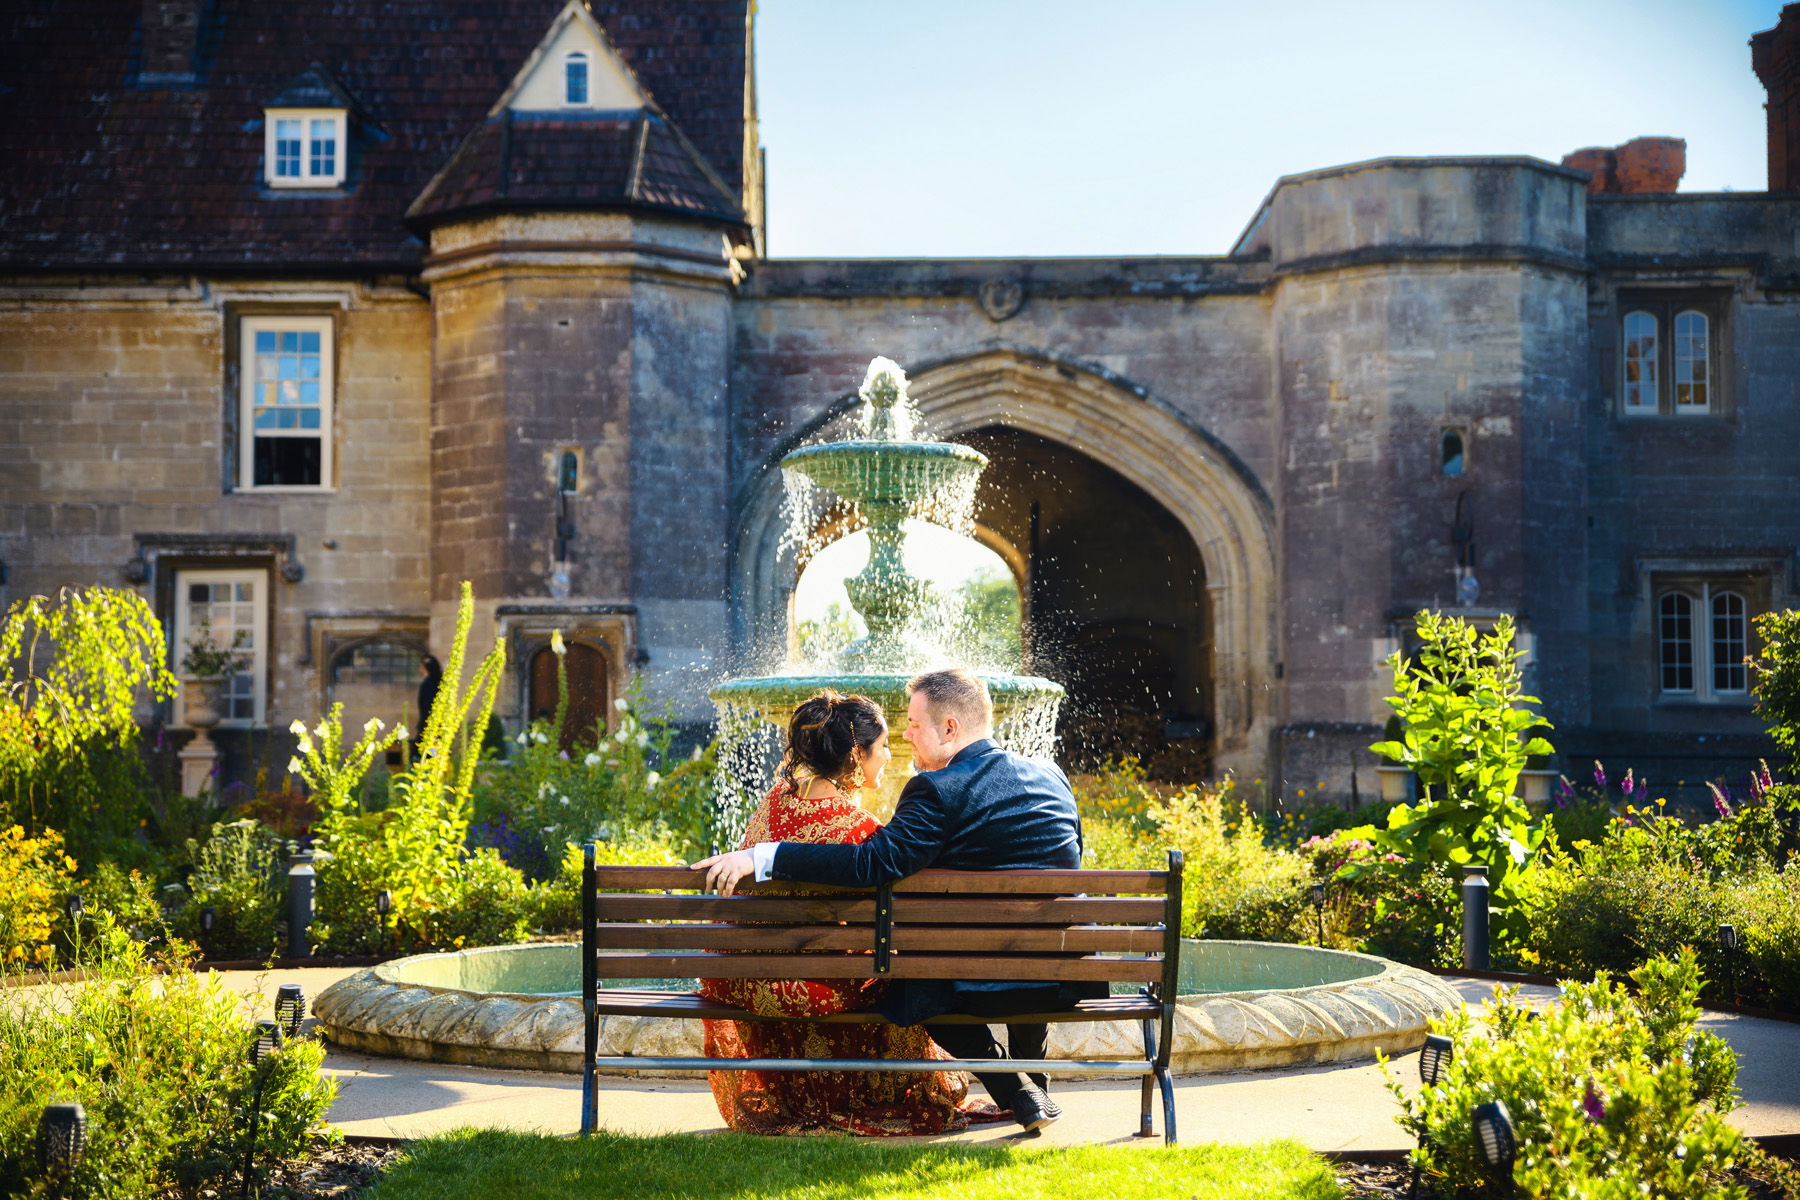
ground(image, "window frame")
xmin=563 ymin=51 xmax=590 ymax=107
xmin=238 ymin=314 xmax=334 ymax=493
xmin=263 ymin=107 xmax=347 ymax=188
xmin=172 ymin=568 xmax=269 ymax=728
xmin=1615 ymin=292 xmax=1725 ymax=420
xmin=1654 ymin=580 xmax=1756 ymax=703
xmin=1621 ymin=309 xmax=1659 ymax=414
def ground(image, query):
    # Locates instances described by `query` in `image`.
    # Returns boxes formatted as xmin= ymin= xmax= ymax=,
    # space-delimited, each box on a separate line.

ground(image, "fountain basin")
xmin=312 ymin=940 xmax=1460 ymax=1076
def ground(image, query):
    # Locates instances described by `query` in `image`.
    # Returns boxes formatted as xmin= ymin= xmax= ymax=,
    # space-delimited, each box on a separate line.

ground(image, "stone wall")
xmin=0 ymin=279 xmax=432 ymax=774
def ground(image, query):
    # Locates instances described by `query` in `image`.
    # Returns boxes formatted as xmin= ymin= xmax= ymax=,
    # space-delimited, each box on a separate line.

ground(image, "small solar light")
xmin=1471 ymin=1099 xmax=1518 ymax=1172
xmin=1309 ymin=880 xmax=1328 ymax=944
xmin=1718 ymin=923 xmax=1737 ymax=951
xmin=1418 ymin=1034 xmax=1453 ymax=1087
xmin=376 ymin=889 xmax=392 ymax=917
xmin=249 ymin=1019 xmax=284 ymax=1066
xmin=1719 ymin=923 xmax=1739 ymax=1003
xmin=37 ymin=1101 xmax=87 ymax=1176
xmin=65 ymin=894 xmax=84 ymax=923
xmin=274 ymin=984 xmax=306 ymax=1038
xmin=201 ymin=906 xmax=216 ymax=934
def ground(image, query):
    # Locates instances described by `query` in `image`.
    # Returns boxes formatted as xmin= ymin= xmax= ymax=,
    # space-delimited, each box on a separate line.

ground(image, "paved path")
xmin=230 ymin=969 xmax=1800 ymax=1151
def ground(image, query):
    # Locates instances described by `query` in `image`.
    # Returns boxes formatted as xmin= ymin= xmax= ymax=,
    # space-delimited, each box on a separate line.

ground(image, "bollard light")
xmin=1460 ymin=865 xmax=1490 ymax=971
xmin=1719 ymin=923 xmax=1739 ymax=1004
xmin=274 ymin=984 xmax=306 ymax=1038
xmin=37 ymin=1100 xmax=87 ymax=1175
xmin=1471 ymin=1100 xmax=1517 ymax=1172
xmin=1418 ymin=1034 xmax=1453 ymax=1087
xmin=249 ymin=1019 xmax=284 ymax=1066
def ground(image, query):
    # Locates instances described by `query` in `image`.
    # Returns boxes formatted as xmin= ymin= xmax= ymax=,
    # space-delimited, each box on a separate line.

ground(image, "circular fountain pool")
xmin=312 ymin=940 xmax=1459 ymax=1075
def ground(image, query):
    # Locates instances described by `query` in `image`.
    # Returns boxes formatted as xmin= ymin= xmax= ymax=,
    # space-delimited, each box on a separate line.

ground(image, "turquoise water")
xmin=380 ymin=939 xmax=1384 ymax=1000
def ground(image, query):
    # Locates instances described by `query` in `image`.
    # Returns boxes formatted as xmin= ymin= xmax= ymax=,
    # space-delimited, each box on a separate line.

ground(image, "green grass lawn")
xmin=362 ymin=1128 xmax=1344 ymax=1200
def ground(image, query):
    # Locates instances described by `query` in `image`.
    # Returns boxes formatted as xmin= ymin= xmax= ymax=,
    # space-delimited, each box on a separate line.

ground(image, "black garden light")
xmin=1471 ymin=1099 xmax=1518 ymax=1189
xmin=65 ymin=894 xmax=84 ymax=923
xmin=37 ymin=1100 xmax=87 ymax=1177
xmin=1309 ymin=881 xmax=1327 ymax=944
xmin=1719 ymin=923 xmax=1738 ymax=1003
xmin=1406 ymin=1035 xmax=1456 ymax=1199
xmin=1418 ymin=1034 xmax=1453 ymax=1087
xmin=274 ymin=984 xmax=306 ymax=1039
xmin=201 ymin=906 xmax=216 ymax=933
xmin=241 ymin=1021 xmax=285 ymax=1200
xmin=376 ymin=889 xmax=392 ymax=954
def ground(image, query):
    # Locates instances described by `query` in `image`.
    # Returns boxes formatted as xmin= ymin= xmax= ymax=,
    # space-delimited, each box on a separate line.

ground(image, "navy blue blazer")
xmin=769 ymin=738 xmax=1103 ymax=1024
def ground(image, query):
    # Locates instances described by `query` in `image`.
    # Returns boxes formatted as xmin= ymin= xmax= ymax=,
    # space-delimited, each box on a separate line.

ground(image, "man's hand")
xmin=690 ymin=849 xmax=756 ymax=897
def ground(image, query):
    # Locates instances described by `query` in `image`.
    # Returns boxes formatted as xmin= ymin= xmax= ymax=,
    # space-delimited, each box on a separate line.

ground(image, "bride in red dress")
xmin=698 ymin=690 xmax=1004 ymax=1136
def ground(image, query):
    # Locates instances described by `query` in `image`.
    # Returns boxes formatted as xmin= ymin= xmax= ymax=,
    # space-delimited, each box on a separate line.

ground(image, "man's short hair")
xmin=906 ymin=667 xmax=993 ymax=732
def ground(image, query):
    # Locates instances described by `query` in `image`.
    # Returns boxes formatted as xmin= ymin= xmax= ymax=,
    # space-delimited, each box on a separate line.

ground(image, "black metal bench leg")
xmin=1158 ymin=1064 xmax=1177 ymax=1145
xmin=1136 ymin=1017 xmax=1157 ymax=1138
xmin=581 ymin=1060 xmax=596 ymax=1136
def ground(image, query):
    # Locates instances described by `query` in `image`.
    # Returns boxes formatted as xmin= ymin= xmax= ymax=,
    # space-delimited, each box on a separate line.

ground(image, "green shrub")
xmin=167 ymin=819 xmax=285 ymax=960
xmin=0 ymin=824 xmax=73 ymax=967
xmin=473 ymin=676 xmax=715 ymax=878
xmin=1522 ymin=806 xmax=1800 ymax=1010
xmin=1359 ymin=611 xmax=1552 ymax=951
xmin=1389 ymin=950 xmax=1744 ymax=1199
xmin=536 ymin=826 xmax=689 ymax=934
xmin=0 ymin=587 xmax=177 ymax=865
xmin=0 ymin=926 xmax=336 ymax=1197
xmin=1083 ymin=779 xmax=1313 ymax=940
xmin=430 ymin=847 xmax=534 ymax=950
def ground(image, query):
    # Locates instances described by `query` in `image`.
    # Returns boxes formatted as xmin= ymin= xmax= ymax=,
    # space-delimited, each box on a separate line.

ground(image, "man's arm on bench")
xmin=770 ymin=773 xmax=946 ymax=888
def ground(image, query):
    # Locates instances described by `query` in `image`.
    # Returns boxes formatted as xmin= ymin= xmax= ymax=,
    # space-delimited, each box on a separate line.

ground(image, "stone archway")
xmin=730 ymin=349 xmax=1277 ymax=778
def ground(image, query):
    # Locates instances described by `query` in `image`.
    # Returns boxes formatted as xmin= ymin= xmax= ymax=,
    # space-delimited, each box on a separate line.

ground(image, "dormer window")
xmin=564 ymin=52 xmax=589 ymax=105
xmin=264 ymin=108 xmax=345 ymax=187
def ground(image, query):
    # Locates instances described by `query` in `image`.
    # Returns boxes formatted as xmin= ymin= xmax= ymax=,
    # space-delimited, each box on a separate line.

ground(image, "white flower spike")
xmin=584 ymin=753 xmax=602 ymax=767
xmin=287 ymin=757 xmax=304 ymax=775
xmin=288 ymin=719 xmax=307 ymax=736
xmin=364 ymin=717 xmax=384 ymax=735
xmin=645 ymin=771 xmax=661 ymax=789
xmin=613 ymin=697 xmax=628 ymax=712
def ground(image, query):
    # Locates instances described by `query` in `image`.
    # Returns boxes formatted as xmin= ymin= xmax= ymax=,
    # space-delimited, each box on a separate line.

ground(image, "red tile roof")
xmin=0 ymin=0 xmax=750 ymax=271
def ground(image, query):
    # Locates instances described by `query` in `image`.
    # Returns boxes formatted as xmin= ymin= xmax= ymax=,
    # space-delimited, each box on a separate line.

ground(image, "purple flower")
xmin=1620 ymin=769 xmax=1635 ymax=798
xmin=1555 ymin=777 xmax=1575 ymax=809
xmin=1708 ymin=782 xmax=1733 ymax=820
xmin=1583 ymin=1079 xmax=1606 ymax=1123
xmin=559 ymin=751 xmax=569 ymax=761
xmin=1593 ymin=761 xmax=1608 ymax=791
xmin=1759 ymin=760 xmax=1774 ymax=793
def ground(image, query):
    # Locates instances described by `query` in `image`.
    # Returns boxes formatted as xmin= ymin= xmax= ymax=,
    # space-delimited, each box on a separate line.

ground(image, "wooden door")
xmin=528 ymin=642 xmax=610 ymax=753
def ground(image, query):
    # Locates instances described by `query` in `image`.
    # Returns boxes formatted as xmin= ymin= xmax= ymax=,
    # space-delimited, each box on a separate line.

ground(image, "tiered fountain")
xmin=708 ymin=358 xmax=1065 ymax=824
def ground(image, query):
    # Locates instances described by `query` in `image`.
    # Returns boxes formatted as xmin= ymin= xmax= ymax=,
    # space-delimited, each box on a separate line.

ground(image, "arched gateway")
xmin=731 ymin=349 xmax=1278 ymax=780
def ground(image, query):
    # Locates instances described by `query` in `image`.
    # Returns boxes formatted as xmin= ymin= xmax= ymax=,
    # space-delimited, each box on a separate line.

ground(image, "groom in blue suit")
xmin=694 ymin=667 xmax=1102 ymax=1131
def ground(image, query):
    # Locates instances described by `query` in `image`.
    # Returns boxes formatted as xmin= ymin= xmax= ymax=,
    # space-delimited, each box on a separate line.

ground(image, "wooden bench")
xmin=579 ymin=847 xmax=1185 ymax=1143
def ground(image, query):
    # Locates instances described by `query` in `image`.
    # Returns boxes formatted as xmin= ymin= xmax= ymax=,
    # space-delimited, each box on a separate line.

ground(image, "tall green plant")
xmin=0 ymin=587 xmax=177 ymax=844
xmin=1355 ymin=612 xmax=1552 ymax=946
xmin=313 ymin=582 xmax=506 ymax=948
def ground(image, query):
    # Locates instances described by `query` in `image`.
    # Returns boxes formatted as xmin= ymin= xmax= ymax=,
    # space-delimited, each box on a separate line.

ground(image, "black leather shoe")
xmin=1011 ymin=1083 xmax=1062 ymax=1131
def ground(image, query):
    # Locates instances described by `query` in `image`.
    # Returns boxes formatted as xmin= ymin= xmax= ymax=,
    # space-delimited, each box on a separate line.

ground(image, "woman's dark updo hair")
xmin=778 ymin=690 xmax=886 ymax=793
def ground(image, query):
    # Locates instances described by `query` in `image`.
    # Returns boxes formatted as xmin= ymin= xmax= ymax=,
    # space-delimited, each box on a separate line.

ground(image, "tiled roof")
xmin=408 ymin=110 xmax=741 ymax=228
xmin=0 ymin=0 xmax=749 ymax=271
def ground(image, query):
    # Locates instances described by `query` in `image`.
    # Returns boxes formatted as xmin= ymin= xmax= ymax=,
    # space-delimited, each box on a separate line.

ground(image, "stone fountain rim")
xmin=355 ymin=938 xmax=1402 ymax=1007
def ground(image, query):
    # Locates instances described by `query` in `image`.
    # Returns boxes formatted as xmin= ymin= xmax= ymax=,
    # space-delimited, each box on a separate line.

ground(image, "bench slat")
xmin=592 ymin=894 xmax=1166 ymax=925
xmin=589 ymin=923 xmax=1168 ymax=953
xmin=591 ymin=865 xmax=1169 ymax=895
xmin=590 ymin=988 xmax=1164 ymax=1023
xmin=592 ymin=952 xmax=1165 ymax=982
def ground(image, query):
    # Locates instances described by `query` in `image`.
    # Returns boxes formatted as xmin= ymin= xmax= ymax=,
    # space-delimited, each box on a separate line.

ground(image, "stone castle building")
xmin=3 ymin=1 xmax=1799 ymax=803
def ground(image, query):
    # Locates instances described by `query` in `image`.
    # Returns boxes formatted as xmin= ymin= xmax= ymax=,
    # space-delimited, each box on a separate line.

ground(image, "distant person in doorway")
xmin=417 ymin=654 xmax=443 ymax=735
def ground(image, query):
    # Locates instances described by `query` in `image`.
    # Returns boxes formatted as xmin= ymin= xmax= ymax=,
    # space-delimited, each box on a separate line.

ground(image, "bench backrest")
xmin=581 ymin=851 xmax=1184 ymax=998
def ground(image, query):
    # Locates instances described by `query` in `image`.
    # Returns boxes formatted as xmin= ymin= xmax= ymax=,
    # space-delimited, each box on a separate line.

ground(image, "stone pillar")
xmin=420 ymin=213 xmax=736 ymax=734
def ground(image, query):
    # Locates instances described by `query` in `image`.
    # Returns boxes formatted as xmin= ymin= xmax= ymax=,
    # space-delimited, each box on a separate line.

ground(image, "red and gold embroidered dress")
xmin=698 ymin=784 xmax=1003 ymax=1136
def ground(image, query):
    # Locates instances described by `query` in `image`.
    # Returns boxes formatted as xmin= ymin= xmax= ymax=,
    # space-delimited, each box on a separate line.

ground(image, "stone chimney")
xmin=1560 ymin=137 xmax=1686 ymax=195
xmin=1752 ymin=3 xmax=1800 ymax=191
xmin=139 ymin=0 xmax=205 ymax=85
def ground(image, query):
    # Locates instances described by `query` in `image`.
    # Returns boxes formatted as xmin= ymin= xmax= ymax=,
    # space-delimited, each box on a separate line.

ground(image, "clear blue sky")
xmin=756 ymin=0 xmax=1785 ymax=259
